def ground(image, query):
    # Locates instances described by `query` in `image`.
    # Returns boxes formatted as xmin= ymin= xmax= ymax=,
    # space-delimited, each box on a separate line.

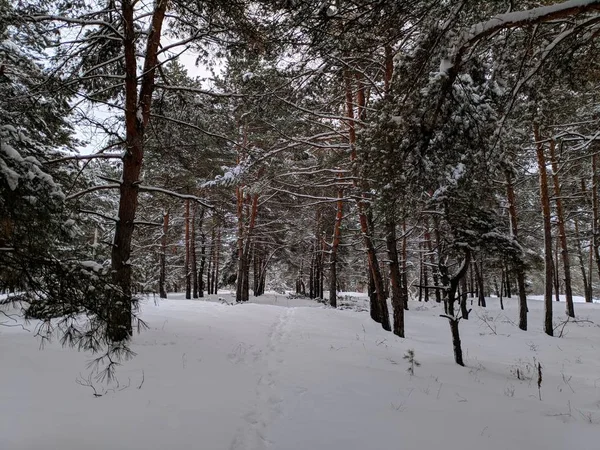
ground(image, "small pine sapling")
xmin=403 ymin=349 xmax=420 ymax=376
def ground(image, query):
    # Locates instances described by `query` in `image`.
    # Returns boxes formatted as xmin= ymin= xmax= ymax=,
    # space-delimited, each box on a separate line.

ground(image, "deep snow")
xmin=1 ymin=292 xmax=600 ymax=449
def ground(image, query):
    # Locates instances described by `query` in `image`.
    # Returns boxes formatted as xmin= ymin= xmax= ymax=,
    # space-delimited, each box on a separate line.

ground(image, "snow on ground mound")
xmin=1 ymin=293 xmax=599 ymax=450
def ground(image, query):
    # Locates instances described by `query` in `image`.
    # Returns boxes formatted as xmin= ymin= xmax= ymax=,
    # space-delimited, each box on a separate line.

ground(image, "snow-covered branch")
xmin=46 ymin=153 xmax=123 ymax=165
xmin=138 ymin=186 xmax=212 ymax=208
xmin=66 ymin=184 xmax=120 ymax=201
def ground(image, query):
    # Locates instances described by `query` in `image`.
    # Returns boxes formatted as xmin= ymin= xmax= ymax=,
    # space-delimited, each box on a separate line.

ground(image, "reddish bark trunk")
xmin=108 ymin=0 xmax=168 ymax=342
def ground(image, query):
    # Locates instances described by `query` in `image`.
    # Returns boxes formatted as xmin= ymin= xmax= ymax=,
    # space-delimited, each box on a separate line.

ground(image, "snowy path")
xmin=229 ymin=308 xmax=294 ymax=450
xmin=2 ymin=294 xmax=600 ymax=449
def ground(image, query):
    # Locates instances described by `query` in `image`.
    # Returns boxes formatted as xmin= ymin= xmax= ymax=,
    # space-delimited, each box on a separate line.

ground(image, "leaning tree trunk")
xmin=506 ymin=169 xmax=528 ymax=330
xmin=534 ymin=124 xmax=554 ymax=336
xmin=159 ymin=210 xmax=169 ymax=299
xmin=108 ymin=0 xmax=168 ymax=342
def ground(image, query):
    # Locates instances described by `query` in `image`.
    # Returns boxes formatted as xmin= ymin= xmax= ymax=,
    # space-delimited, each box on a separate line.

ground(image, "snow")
xmin=1 ymin=293 xmax=600 ymax=449
xmin=439 ymin=58 xmax=453 ymax=75
xmin=467 ymin=0 xmax=600 ymax=40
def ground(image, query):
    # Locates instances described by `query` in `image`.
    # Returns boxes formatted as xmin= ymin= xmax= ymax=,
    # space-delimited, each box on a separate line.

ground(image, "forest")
xmin=2 ymin=1 xmax=600 ymax=448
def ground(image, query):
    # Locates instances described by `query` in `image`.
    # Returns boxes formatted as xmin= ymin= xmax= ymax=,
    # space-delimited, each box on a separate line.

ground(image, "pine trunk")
xmin=505 ymin=169 xmax=528 ymax=330
xmin=185 ymin=200 xmax=191 ymax=300
xmin=386 ymin=216 xmax=404 ymax=338
xmin=108 ymin=0 xmax=168 ymax=342
xmin=159 ymin=210 xmax=169 ymax=299
xmin=534 ymin=124 xmax=554 ymax=336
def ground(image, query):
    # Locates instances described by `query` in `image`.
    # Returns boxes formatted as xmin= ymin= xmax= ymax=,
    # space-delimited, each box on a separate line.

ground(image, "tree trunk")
xmin=505 ymin=169 xmax=528 ymax=330
xmin=441 ymin=249 xmax=470 ymax=366
xmin=534 ymin=124 xmax=554 ymax=336
xmin=574 ymin=218 xmax=592 ymax=303
xmin=206 ymin=227 xmax=213 ymax=296
xmin=460 ymin=274 xmax=469 ymax=319
xmin=185 ymin=200 xmax=191 ymax=299
xmin=548 ymin=140 xmax=575 ymax=317
xmin=425 ymin=218 xmax=440 ymax=304
xmin=345 ymin=68 xmax=390 ymax=331
xmin=199 ymin=229 xmax=206 ymax=298
xmin=448 ymin=317 xmax=464 ymax=366
xmin=474 ymin=259 xmax=486 ymax=308
xmin=592 ymin=153 xmax=600 ymax=282
xmin=553 ymin=237 xmax=561 ymax=303
xmin=386 ymin=216 xmax=404 ymax=338
xmin=401 ymin=220 xmax=410 ymax=310
xmin=108 ymin=0 xmax=168 ymax=342
xmin=159 ymin=210 xmax=169 ymax=299
xmin=504 ymin=263 xmax=512 ymax=299
xmin=191 ymin=207 xmax=198 ymax=299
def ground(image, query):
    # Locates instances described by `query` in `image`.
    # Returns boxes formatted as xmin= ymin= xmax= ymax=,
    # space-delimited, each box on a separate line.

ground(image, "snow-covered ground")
xmin=1 ymin=292 xmax=600 ymax=450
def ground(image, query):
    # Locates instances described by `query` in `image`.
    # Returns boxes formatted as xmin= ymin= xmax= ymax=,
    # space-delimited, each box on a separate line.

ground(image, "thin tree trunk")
xmin=504 ymin=263 xmax=512 ymax=299
xmin=214 ymin=225 xmax=221 ymax=296
xmin=199 ymin=230 xmax=205 ymax=298
xmin=418 ymin=245 xmax=423 ymax=302
xmin=206 ymin=224 xmax=217 ymax=295
xmin=185 ymin=200 xmax=191 ymax=299
xmin=500 ymin=270 xmax=505 ymax=310
xmin=401 ymin=220 xmax=410 ymax=310
xmin=159 ymin=210 xmax=169 ymax=299
xmin=441 ymin=249 xmax=470 ymax=366
xmin=386 ymin=216 xmax=404 ymax=338
xmin=191 ymin=205 xmax=198 ymax=299
xmin=592 ymin=153 xmax=600 ymax=281
xmin=474 ymin=259 xmax=486 ymax=308
xmin=460 ymin=272 xmax=469 ymax=319
xmin=534 ymin=124 xmax=554 ymax=336
xmin=506 ymin=169 xmax=528 ymax=329
xmin=574 ymin=218 xmax=592 ymax=303
xmin=449 ymin=318 xmax=464 ymax=366
xmin=554 ymin=237 xmax=561 ymax=303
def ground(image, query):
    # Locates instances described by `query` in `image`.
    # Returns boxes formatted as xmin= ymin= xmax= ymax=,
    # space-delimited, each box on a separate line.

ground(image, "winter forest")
xmin=2 ymin=0 xmax=600 ymax=449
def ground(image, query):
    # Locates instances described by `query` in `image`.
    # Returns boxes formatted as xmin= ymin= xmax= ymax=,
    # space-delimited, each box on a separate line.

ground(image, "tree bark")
xmin=199 ymin=228 xmax=206 ymax=298
xmin=191 ymin=205 xmax=198 ymax=299
xmin=185 ymin=200 xmax=191 ymax=300
xmin=505 ymin=169 xmax=528 ymax=330
xmin=159 ymin=210 xmax=169 ymax=299
xmin=574 ymin=218 xmax=592 ymax=303
xmin=534 ymin=124 xmax=554 ymax=336
xmin=386 ymin=216 xmax=404 ymax=338
xmin=474 ymin=258 xmax=486 ymax=308
xmin=401 ymin=220 xmax=410 ymax=310
xmin=215 ymin=224 xmax=221 ymax=296
xmin=108 ymin=0 xmax=168 ymax=342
